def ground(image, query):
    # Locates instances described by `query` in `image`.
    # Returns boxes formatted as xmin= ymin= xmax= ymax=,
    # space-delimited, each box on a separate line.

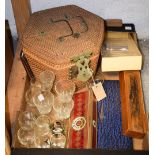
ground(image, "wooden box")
xmin=6 ymin=9 xmax=148 ymax=153
xmin=6 ymin=44 xmax=148 ymax=154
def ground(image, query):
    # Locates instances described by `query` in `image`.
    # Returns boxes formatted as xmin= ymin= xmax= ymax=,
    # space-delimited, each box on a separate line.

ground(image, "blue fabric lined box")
xmin=97 ymin=80 xmax=133 ymax=150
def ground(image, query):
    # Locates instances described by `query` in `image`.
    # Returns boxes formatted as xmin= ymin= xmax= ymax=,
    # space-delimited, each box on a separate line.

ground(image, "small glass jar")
xmin=33 ymin=90 xmax=54 ymax=115
xmin=50 ymin=121 xmax=66 ymax=148
xmin=39 ymin=70 xmax=55 ymax=92
xmin=18 ymin=111 xmax=37 ymax=130
xmin=17 ymin=128 xmax=36 ymax=148
xmin=53 ymin=97 xmax=74 ymax=120
xmin=34 ymin=115 xmax=51 ymax=137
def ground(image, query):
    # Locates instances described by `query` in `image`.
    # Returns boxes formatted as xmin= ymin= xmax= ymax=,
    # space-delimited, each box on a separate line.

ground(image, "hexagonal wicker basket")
xmin=21 ymin=5 xmax=104 ymax=89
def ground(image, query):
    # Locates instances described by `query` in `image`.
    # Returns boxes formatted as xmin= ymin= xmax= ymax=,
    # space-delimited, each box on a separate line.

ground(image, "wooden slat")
xmin=5 ymin=127 xmax=11 ymax=155
xmin=106 ymin=19 xmax=123 ymax=27
xmin=119 ymin=71 xmax=148 ymax=138
xmin=6 ymin=42 xmax=28 ymax=128
xmin=11 ymin=0 xmax=31 ymax=38
xmin=5 ymin=20 xmax=14 ymax=91
xmin=5 ymin=20 xmax=14 ymax=135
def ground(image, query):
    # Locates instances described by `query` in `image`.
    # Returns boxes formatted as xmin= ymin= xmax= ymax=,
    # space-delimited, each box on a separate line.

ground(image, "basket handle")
xmin=49 ymin=15 xmax=88 ymax=41
xmin=76 ymin=15 xmax=88 ymax=33
xmin=49 ymin=18 xmax=74 ymax=41
xmin=20 ymin=51 xmax=36 ymax=82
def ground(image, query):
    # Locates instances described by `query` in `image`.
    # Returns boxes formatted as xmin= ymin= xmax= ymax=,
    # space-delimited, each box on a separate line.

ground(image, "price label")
xmin=92 ymin=82 xmax=106 ymax=101
xmin=38 ymin=94 xmax=45 ymax=102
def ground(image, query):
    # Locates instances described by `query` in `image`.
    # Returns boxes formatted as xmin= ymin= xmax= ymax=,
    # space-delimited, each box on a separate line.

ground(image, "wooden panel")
xmin=5 ymin=20 xmax=14 ymax=91
xmin=11 ymin=0 xmax=31 ymax=38
xmin=6 ymin=42 xmax=28 ymax=127
xmin=119 ymin=71 xmax=148 ymax=138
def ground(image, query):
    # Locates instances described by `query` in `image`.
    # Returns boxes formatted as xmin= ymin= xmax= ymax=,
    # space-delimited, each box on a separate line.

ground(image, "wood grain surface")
xmin=11 ymin=0 xmax=31 ymax=38
xmin=119 ymin=71 xmax=148 ymax=138
xmin=6 ymin=42 xmax=28 ymax=128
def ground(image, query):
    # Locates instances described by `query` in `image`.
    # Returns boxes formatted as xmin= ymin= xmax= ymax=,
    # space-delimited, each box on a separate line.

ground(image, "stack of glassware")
xmin=17 ymin=70 xmax=76 ymax=148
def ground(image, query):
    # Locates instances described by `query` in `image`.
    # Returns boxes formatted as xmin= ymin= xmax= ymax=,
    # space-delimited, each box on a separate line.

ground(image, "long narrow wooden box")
xmin=119 ymin=71 xmax=148 ymax=138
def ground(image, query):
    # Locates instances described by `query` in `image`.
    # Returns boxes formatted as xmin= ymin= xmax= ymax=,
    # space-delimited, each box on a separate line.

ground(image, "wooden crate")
xmin=6 ymin=42 xmax=148 ymax=152
xmin=7 ymin=0 xmax=149 ymax=152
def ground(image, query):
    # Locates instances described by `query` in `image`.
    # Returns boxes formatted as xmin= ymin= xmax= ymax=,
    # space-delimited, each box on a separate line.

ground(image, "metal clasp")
xmin=69 ymin=51 xmax=93 ymax=81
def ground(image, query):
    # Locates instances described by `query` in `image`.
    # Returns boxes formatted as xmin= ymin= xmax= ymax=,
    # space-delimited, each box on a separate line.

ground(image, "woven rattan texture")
xmin=22 ymin=5 xmax=104 ymax=89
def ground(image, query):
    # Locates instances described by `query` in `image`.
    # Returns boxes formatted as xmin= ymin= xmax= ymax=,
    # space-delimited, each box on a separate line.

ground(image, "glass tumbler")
xmin=17 ymin=128 xmax=35 ymax=147
xmin=39 ymin=70 xmax=55 ymax=91
xmin=25 ymin=80 xmax=42 ymax=107
xmin=34 ymin=115 xmax=51 ymax=137
xmin=18 ymin=111 xmax=37 ymax=129
xmin=53 ymin=97 xmax=74 ymax=120
xmin=55 ymin=80 xmax=76 ymax=103
xmin=33 ymin=90 xmax=54 ymax=115
xmin=35 ymin=134 xmax=51 ymax=148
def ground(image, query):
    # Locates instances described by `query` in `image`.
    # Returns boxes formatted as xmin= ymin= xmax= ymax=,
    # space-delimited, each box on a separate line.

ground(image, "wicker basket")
xmin=21 ymin=5 xmax=104 ymax=89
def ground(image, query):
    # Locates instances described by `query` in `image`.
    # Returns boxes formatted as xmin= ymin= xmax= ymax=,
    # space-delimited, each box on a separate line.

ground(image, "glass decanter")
xmin=50 ymin=121 xmax=66 ymax=148
xmin=33 ymin=90 xmax=54 ymax=115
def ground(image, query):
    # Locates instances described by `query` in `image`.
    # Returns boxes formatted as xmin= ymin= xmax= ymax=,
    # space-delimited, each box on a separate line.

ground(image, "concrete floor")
xmin=139 ymin=39 xmax=149 ymax=114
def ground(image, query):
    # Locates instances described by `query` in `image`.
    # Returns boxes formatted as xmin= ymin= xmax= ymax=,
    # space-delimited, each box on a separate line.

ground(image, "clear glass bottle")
xmin=50 ymin=121 xmax=66 ymax=148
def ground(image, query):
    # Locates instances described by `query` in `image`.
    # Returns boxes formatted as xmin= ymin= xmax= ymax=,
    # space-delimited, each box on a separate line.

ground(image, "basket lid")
xmin=22 ymin=5 xmax=104 ymax=66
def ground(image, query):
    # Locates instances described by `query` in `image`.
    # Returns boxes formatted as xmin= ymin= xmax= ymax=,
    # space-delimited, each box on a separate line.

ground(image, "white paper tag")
xmin=38 ymin=94 xmax=44 ymax=102
xmin=92 ymin=82 xmax=106 ymax=101
xmin=125 ymin=26 xmax=132 ymax=30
